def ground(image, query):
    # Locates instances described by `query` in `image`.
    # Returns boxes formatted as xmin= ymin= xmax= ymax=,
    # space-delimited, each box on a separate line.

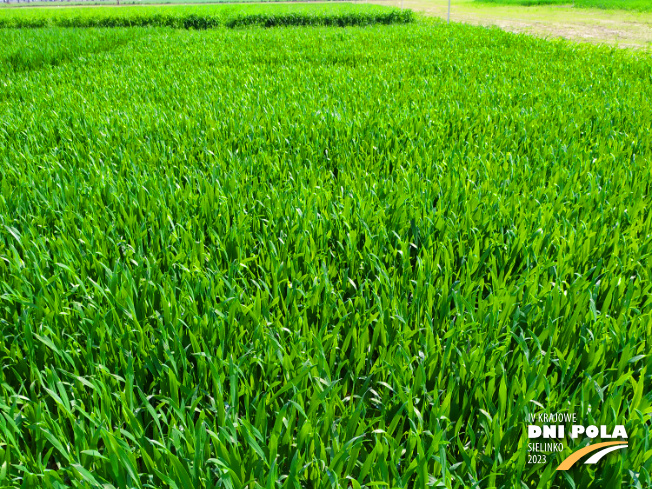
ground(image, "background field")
xmin=3 ymin=0 xmax=652 ymax=13
xmin=475 ymin=0 xmax=652 ymax=13
xmin=3 ymin=0 xmax=652 ymax=9
xmin=0 ymin=3 xmax=413 ymax=27
xmin=368 ymin=0 xmax=652 ymax=48
xmin=0 ymin=0 xmax=343 ymax=8
xmin=1 ymin=4 xmax=651 ymax=489
xmin=3 ymin=0 xmax=652 ymax=49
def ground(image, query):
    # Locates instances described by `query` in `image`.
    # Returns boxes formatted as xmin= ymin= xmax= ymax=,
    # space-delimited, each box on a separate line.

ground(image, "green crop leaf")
xmin=0 ymin=6 xmax=649 ymax=488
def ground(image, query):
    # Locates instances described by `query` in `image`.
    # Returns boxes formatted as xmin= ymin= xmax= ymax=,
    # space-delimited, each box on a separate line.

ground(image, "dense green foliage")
xmin=1 ymin=0 xmax=340 ymax=7
xmin=0 ymin=28 xmax=142 ymax=72
xmin=1 ymin=0 xmax=326 ymax=7
xmin=0 ymin=4 xmax=413 ymax=29
xmin=0 ymin=10 xmax=651 ymax=489
xmin=475 ymin=0 xmax=652 ymax=12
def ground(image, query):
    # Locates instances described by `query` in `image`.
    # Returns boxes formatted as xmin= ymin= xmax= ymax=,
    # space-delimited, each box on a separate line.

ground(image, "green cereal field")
xmin=0 ymin=4 xmax=651 ymax=488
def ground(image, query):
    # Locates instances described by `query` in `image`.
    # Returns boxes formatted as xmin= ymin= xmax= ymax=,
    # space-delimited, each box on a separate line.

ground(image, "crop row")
xmin=0 ymin=4 xmax=415 ymax=29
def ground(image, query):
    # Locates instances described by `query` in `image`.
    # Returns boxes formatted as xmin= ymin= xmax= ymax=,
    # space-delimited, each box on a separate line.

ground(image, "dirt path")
xmin=374 ymin=0 xmax=652 ymax=49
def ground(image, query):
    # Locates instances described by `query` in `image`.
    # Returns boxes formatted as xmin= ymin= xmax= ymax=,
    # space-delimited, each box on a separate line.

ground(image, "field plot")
xmin=476 ymin=0 xmax=652 ymax=12
xmin=0 ymin=5 xmax=651 ymax=488
xmin=0 ymin=3 xmax=413 ymax=28
xmin=1 ymin=0 xmax=345 ymax=7
xmin=0 ymin=1 xmax=341 ymax=7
